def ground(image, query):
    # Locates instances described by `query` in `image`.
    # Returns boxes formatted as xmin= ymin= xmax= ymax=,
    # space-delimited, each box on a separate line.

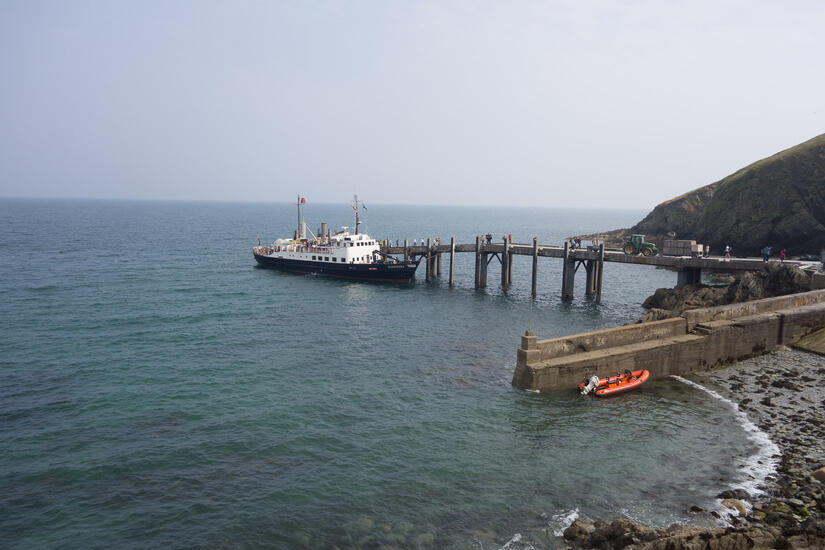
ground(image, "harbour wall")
xmin=513 ymin=289 xmax=825 ymax=392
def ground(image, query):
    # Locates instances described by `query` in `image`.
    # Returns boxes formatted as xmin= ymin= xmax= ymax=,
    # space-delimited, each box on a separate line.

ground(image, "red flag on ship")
xmin=301 ymin=197 xmax=306 ymax=204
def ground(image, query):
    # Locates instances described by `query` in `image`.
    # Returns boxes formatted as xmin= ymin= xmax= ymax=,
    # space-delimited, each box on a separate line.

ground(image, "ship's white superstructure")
xmin=261 ymin=231 xmax=382 ymax=265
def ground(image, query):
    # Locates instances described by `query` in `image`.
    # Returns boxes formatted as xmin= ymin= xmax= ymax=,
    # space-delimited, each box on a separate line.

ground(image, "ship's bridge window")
xmin=325 ymin=257 xmax=329 ymax=261
xmin=312 ymin=256 xmax=316 ymax=260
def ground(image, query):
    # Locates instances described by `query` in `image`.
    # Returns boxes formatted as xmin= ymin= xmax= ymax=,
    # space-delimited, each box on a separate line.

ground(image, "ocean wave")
xmin=550 ymin=508 xmax=579 ymax=537
xmin=670 ymin=375 xmax=780 ymax=499
xmin=498 ymin=533 xmax=538 ymax=550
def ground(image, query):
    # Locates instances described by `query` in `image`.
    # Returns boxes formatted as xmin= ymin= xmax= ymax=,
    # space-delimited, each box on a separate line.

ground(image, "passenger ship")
xmin=253 ymin=196 xmax=420 ymax=283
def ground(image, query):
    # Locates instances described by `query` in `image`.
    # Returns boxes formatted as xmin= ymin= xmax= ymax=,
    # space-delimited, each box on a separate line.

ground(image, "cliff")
xmin=630 ymin=133 xmax=825 ymax=256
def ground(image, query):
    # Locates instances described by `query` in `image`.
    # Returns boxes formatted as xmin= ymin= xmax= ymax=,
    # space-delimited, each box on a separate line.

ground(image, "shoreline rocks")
xmin=562 ymin=349 xmax=825 ymax=549
xmin=637 ymin=263 xmax=811 ymax=323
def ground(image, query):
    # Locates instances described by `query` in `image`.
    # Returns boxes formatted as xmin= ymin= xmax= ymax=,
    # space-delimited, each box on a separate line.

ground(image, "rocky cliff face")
xmin=631 ymin=133 xmax=825 ymax=256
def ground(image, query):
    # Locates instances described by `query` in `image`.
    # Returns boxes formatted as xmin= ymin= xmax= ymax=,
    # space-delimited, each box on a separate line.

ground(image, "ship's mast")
xmin=352 ymin=194 xmax=360 ymax=235
xmin=297 ymin=195 xmax=307 ymax=240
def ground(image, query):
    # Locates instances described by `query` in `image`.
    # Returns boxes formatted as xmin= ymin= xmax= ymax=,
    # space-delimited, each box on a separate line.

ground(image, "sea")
xmin=0 ymin=199 xmax=779 ymax=549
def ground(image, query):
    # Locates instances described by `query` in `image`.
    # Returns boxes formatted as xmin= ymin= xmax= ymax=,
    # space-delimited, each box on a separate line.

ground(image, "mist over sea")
xmin=1 ymin=199 xmax=770 ymax=549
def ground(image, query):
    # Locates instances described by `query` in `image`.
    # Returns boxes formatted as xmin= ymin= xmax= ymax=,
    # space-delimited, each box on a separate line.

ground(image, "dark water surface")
xmin=1 ymin=199 xmax=766 ymax=549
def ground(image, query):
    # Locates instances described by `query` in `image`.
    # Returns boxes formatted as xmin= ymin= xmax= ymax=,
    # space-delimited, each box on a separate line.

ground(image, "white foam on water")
xmin=499 ymin=532 xmax=538 ymax=550
xmin=550 ymin=508 xmax=580 ymax=537
xmin=670 ymin=375 xmax=780 ymax=498
xmin=524 ymin=388 xmax=540 ymax=393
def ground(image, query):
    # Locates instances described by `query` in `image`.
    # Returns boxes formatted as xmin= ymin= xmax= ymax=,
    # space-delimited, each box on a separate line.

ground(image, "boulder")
xmin=721 ymin=498 xmax=747 ymax=515
xmin=717 ymin=489 xmax=751 ymax=501
xmin=639 ymin=265 xmax=810 ymax=320
xmin=812 ymin=467 xmax=825 ymax=481
xmin=562 ymin=519 xmax=594 ymax=542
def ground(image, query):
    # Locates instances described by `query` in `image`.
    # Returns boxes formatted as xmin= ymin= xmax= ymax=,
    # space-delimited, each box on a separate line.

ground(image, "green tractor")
xmin=623 ymin=234 xmax=658 ymax=256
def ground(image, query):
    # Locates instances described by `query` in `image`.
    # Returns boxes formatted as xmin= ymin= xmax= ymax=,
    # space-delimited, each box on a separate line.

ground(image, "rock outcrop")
xmin=609 ymin=133 xmax=825 ymax=256
xmin=639 ymin=263 xmax=811 ymax=322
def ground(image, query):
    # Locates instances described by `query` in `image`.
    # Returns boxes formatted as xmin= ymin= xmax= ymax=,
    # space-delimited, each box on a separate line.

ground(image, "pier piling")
xmin=596 ymin=244 xmax=604 ymax=304
xmin=449 ymin=237 xmax=455 ymax=286
xmin=426 ymin=238 xmax=432 ymax=282
xmin=531 ymin=237 xmax=538 ymax=297
xmin=501 ymin=237 xmax=509 ymax=289
xmin=474 ymin=236 xmax=481 ymax=289
xmin=561 ymin=241 xmax=574 ymax=300
xmin=585 ymin=261 xmax=595 ymax=296
xmin=507 ymin=240 xmax=513 ymax=286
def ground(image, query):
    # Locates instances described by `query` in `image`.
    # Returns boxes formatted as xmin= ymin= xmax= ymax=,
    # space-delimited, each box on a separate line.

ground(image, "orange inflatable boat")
xmin=578 ymin=369 xmax=649 ymax=397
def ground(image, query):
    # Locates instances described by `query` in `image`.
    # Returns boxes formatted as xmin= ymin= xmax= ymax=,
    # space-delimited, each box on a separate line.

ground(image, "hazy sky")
xmin=1 ymin=1 xmax=824 ymax=208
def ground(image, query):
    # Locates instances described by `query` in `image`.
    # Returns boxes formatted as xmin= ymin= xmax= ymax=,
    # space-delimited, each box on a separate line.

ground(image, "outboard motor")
xmin=580 ymin=375 xmax=601 ymax=395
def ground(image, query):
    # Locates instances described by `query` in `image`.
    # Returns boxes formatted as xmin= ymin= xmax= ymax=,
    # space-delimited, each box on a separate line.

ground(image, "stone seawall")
xmin=513 ymin=289 xmax=825 ymax=392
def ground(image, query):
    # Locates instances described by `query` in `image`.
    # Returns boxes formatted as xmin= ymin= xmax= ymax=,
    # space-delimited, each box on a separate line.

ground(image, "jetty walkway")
xmin=382 ymin=237 xmax=806 ymax=302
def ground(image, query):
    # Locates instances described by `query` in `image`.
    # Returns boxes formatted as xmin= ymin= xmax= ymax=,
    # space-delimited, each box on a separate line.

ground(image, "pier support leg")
xmin=508 ymin=250 xmax=513 ymax=285
xmin=426 ymin=238 xmax=432 ymax=282
xmin=449 ymin=237 xmax=455 ymax=286
xmin=404 ymin=239 xmax=409 ymax=262
xmin=531 ymin=236 xmax=538 ymax=297
xmin=480 ymin=253 xmax=488 ymax=287
xmin=474 ymin=235 xmax=481 ymax=288
xmin=501 ymin=237 xmax=509 ymax=289
xmin=677 ymin=267 xmax=701 ymax=286
xmin=585 ymin=260 xmax=594 ymax=296
xmin=436 ymin=252 xmax=442 ymax=277
xmin=561 ymin=241 xmax=575 ymax=300
xmin=596 ymin=244 xmax=604 ymax=304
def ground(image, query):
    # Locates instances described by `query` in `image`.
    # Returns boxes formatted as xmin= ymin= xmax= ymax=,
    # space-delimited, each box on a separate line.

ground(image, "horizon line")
xmin=0 ymin=194 xmax=651 ymax=212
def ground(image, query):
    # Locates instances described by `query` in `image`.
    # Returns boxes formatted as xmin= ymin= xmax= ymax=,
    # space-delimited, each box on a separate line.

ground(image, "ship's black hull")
xmin=254 ymin=253 xmax=419 ymax=283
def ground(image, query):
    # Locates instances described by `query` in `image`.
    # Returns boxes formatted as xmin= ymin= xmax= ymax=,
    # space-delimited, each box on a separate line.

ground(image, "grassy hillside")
xmin=630 ymin=133 xmax=825 ymax=256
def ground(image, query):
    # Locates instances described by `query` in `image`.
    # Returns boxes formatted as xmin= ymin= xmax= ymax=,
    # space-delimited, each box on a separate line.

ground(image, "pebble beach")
xmin=563 ymin=347 xmax=825 ymax=549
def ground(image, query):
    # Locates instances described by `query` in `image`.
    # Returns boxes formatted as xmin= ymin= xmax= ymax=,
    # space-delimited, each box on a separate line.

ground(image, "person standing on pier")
xmin=780 ymin=249 xmax=786 ymax=263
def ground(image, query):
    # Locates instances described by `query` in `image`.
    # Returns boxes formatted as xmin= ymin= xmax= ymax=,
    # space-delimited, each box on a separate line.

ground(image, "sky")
xmin=1 ymin=1 xmax=824 ymax=209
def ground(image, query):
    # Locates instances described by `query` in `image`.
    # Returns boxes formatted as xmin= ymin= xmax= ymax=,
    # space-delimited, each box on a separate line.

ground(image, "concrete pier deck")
xmin=382 ymin=238 xmax=812 ymax=300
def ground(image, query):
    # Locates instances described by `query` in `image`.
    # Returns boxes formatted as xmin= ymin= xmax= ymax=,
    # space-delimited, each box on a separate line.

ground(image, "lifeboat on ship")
xmin=578 ymin=369 xmax=649 ymax=397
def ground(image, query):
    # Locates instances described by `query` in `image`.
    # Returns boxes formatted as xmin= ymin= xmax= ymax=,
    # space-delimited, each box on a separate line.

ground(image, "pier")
xmin=513 ymin=289 xmax=825 ymax=392
xmin=382 ymin=237 xmax=805 ymax=301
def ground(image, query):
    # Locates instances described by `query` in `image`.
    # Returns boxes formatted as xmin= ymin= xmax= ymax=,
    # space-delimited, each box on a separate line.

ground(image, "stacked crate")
xmin=663 ymin=239 xmax=703 ymax=256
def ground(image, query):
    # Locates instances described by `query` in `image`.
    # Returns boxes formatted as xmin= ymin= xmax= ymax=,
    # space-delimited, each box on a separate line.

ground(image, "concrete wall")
xmin=535 ymin=318 xmax=686 ymax=361
xmin=514 ymin=291 xmax=825 ymax=393
xmin=696 ymin=313 xmax=782 ymax=369
xmin=513 ymin=334 xmax=706 ymax=391
xmin=778 ymin=302 xmax=825 ymax=344
xmin=683 ymin=289 xmax=825 ymax=331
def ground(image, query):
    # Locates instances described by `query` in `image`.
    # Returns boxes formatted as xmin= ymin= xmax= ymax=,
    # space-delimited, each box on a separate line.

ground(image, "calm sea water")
xmin=1 ymin=199 xmax=769 ymax=549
